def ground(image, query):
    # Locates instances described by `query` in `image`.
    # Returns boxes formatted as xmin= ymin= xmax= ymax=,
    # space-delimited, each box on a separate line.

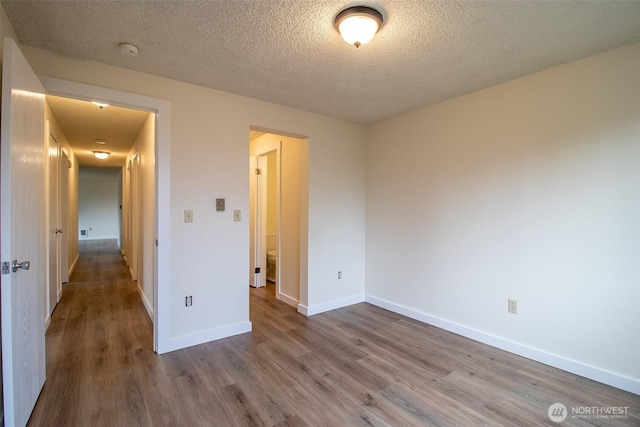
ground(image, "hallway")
xmin=28 ymin=240 xmax=154 ymax=425
xmin=27 ymin=241 xmax=639 ymax=426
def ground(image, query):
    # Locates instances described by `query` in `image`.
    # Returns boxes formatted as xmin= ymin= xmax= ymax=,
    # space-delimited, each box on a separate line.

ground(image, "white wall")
xmin=21 ymin=44 xmax=366 ymax=349
xmin=78 ymin=167 xmax=121 ymax=240
xmin=366 ymin=43 xmax=640 ymax=393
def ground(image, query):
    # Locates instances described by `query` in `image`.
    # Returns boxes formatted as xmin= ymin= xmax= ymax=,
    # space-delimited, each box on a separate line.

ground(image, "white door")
xmin=249 ymin=156 xmax=267 ymax=288
xmin=47 ymin=132 xmax=61 ymax=321
xmin=1 ymin=38 xmax=47 ymax=427
xmin=60 ymin=150 xmax=69 ymax=284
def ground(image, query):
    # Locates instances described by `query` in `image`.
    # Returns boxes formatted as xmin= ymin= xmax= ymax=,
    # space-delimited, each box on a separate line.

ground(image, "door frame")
xmin=39 ymin=77 xmax=172 ymax=353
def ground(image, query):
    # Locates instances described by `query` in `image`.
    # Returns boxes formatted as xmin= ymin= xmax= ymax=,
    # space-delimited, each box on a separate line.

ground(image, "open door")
xmin=47 ymin=132 xmax=61 ymax=323
xmin=1 ymin=38 xmax=47 ymax=426
xmin=60 ymin=150 xmax=69 ymax=285
xmin=249 ymin=155 xmax=267 ymax=288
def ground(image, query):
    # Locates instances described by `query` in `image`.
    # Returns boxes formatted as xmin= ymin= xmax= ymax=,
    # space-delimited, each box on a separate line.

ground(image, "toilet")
xmin=267 ymin=250 xmax=277 ymax=282
xmin=266 ymin=234 xmax=277 ymax=282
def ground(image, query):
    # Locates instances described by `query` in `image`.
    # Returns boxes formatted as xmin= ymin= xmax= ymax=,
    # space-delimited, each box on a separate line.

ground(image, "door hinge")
xmin=1 ymin=261 xmax=10 ymax=275
xmin=255 ymin=168 xmax=262 ymax=175
xmin=155 ymin=239 xmax=158 ymax=247
xmin=255 ymin=267 xmax=260 ymax=274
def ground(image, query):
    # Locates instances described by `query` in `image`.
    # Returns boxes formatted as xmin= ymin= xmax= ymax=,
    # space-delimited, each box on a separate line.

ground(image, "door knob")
xmin=11 ymin=260 xmax=30 ymax=273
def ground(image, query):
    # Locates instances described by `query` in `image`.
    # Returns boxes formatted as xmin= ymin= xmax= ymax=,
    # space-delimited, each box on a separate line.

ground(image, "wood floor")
xmin=28 ymin=240 xmax=638 ymax=426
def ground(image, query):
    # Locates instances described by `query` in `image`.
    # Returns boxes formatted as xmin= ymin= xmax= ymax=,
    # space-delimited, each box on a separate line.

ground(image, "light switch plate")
xmin=233 ymin=210 xmax=241 ymax=222
xmin=216 ymin=198 xmax=225 ymax=211
xmin=184 ymin=209 xmax=193 ymax=223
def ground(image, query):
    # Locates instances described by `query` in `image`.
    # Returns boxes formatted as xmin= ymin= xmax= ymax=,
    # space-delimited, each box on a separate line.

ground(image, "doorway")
xmin=249 ymin=130 xmax=308 ymax=309
xmin=41 ymin=76 xmax=171 ymax=352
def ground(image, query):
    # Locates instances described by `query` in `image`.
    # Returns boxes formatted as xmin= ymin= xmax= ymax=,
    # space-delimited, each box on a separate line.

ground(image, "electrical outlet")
xmin=338 ymin=271 xmax=343 ymax=280
xmin=185 ymin=296 xmax=193 ymax=307
xmin=508 ymin=299 xmax=518 ymax=314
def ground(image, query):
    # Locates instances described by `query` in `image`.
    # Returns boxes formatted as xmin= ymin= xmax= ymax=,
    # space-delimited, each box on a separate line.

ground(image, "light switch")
xmin=216 ymin=198 xmax=225 ymax=211
xmin=233 ymin=210 xmax=241 ymax=222
xmin=184 ymin=209 xmax=193 ymax=223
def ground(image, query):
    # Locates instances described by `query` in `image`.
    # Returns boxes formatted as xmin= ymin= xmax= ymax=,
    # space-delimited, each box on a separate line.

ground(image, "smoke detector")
xmin=119 ymin=43 xmax=139 ymax=57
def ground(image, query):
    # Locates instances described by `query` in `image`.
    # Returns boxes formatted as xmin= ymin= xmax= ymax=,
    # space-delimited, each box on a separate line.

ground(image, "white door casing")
xmin=1 ymin=38 xmax=47 ymax=427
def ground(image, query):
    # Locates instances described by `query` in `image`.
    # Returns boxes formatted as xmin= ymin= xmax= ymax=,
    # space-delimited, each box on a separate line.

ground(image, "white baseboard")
xmin=277 ymin=291 xmax=298 ymax=308
xmin=298 ymin=293 xmax=365 ymax=317
xmin=79 ymin=236 xmax=119 ymax=241
xmin=160 ymin=321 xmax=252 ymax=354
xmin=68 ymin=253 xmax=79 ymax=278
xmin=137 ymin=282 xmax=153 ymax=320
xmin=365 ymin=295 xmax=640 ymax=396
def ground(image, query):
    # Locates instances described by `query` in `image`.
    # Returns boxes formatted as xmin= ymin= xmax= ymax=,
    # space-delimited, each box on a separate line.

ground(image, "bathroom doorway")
xmin=249 ymin=130 xmax=307 ymax=309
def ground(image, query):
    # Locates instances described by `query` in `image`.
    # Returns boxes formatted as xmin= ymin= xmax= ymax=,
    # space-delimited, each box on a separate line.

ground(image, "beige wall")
xmin=45 ymin=102 xmax=79 ymax=279
xmin=366 ymin=43 xmax=640 ymax=392
xmin=65 ymin=147 xmax=79 ymax=277
xmin=123 ymin=113 xmax=155 ymax=317
xmin=266 ymin=151 xmax=277 ymax=236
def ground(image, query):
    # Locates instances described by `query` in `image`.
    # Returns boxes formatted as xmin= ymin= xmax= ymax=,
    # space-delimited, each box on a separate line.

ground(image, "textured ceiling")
xmin=4 ymin=1 xmax=640 ymax=125
xmin=47 ymin=95 xmax=150 ymax=167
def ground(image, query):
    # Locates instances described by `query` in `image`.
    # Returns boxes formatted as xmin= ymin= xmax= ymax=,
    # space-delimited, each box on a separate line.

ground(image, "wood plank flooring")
xmin=28 ymin=240 xmax=638 ymax=426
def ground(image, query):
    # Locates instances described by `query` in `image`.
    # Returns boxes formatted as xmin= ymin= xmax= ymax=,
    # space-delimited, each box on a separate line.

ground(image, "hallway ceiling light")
xmin=334 ymin=6 xmax=383 ymax=48
xmin=93 ymin=151 xmax=110 ymax=160
xmin=92 ymin=101 xmax=109 ymax=109
xmin=96 ymin=139 xmax=106 ymax=145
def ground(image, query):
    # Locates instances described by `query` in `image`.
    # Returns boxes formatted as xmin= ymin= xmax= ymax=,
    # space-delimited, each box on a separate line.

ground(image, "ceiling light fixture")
xmin=93 ymin=151 xmax=110 ymax=160
xmin=96 ymin=139 xmax=106 ymax=145
xmin=92 ymin=101 xmax=109 ymax=109
xmin=119 ymin=42 xmax=139 ymax=57
xmin=334 ymin=6 xmax=383 ymax=48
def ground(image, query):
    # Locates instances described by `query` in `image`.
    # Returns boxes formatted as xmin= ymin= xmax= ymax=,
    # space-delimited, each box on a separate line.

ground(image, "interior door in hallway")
xmin=249 ymin=155 xmax=267 ymax=288
xmin=1 ymin=38 xmax=47 ymax=427
xmin=47 ymin=132 xmax=61 ymax=321
xmin=60 ymin=150 xmax=70 ymax=284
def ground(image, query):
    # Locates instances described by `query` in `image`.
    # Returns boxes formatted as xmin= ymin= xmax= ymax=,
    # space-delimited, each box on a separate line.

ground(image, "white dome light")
xmin=93 ymin=151 xmax=110 ymax=160
xmin=335 ymin=6 xmax=383 ymax=48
